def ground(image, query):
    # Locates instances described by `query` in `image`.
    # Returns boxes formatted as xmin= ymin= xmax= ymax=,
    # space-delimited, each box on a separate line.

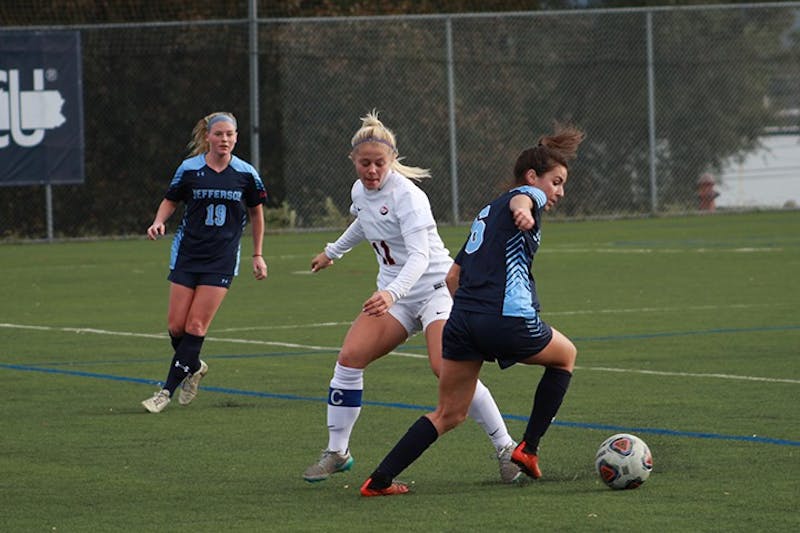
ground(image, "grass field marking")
xmin=544 ymin=247 xmax=783 ymax=254
xmin=574 ymin=324 xmax=799 ymax=342
xmin=547 ymin=302 xmax=784 ymax=317
xmin=0 ymin=322 xmax=426 ymax=359
xmin=195 ymin=303 xmax=791 ymax=333
xmin=0 ymin=322 xmax=338 ymax=353
xmin=576 ymin=365 xmax=800 ymax=384
xmin=214 ymin=321 xmax=352 ymax=332
xmin=0 ymin=322 xmax=169 ymax=340
xmin=2 ymin=322 xmax=795 ymax=383
xmin=2 ymin=361 xmax=798 ymax=448
xmin=216 ymin=304 xmax=797 ymax=332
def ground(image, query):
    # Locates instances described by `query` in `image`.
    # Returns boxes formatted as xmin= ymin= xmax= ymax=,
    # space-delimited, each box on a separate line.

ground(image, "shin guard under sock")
xmin=524 ymin=367 xmax=572 ymax=452
xmin=169 ymin=331 xmax=183 ymax=352
xmin=326 ymin=363 xmax=364 ymax=453
xmin=163 ymin=333 xmax=205 ymax=394
xmin=369 ymin=416 xmax=439 ymax=489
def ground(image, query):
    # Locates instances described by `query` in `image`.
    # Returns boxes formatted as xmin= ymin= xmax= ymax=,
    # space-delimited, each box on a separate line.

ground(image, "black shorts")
xmin=442 ymin=308 xmax=553 ymax=369
xmin=168 ymin=270 xmax=233 ymax=289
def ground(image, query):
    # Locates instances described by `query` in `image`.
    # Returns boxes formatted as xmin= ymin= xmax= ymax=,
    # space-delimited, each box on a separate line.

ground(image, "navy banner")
xmin=0 ymin=31 xmax=84 ymax=185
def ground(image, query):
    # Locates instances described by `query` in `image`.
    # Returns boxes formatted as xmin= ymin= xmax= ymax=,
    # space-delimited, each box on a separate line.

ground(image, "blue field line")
xmin=0 ymin=362 xmax=165 ymax=386
xmin=2 ymin=361 xmax=799 ymax=448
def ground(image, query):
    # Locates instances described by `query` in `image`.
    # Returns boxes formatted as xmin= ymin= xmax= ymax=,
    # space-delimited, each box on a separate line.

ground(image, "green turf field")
xmin=1 ymin=211 xmax=798 ymax=532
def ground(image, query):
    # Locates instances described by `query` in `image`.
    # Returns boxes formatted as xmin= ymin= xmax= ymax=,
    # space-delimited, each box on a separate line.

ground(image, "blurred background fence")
xmin=2 ymin=2 xmax=799 ymax=240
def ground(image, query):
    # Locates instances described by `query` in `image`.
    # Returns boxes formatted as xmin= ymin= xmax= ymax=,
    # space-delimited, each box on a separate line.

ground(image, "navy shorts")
xmin=168 ymin=270 xmax=233 ymax=289
xmin=442 ymin=308 xmax=553 ymax=369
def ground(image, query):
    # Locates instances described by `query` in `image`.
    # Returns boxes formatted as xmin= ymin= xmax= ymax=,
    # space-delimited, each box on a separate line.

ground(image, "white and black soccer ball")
xmin=595 ymin=433 xmax=653 ymax=490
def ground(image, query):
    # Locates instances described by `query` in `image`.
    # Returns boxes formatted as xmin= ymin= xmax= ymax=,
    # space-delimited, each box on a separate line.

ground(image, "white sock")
xmin=468 ymin=379 xmax=513 ymax=452
xmin=326 ymin=362 xmax=364 ymax=453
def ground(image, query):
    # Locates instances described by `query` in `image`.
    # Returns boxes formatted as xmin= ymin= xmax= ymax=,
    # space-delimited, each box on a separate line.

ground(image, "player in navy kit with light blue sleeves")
xmin=141 ymin=111 xmax=268 ymax=413
xmin=166 ymin=153 xmax=264 ymax=279
xmin=361 ymin=123 xmax=585 ymax=496
xmin=445 ymin=184 xmax=554 ymax=367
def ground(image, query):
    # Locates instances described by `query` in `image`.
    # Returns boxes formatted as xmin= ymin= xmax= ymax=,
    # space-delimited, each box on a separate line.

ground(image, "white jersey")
xmin=325 ymin=170 xmax=453 ymax=302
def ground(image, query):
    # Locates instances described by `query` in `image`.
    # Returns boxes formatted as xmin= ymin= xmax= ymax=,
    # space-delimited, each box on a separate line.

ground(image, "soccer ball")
xmin=595 ymin=433 xmax=653 ymax=490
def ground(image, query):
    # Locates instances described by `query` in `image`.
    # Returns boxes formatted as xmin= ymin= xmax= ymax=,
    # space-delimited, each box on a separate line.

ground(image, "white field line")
xmin=244 ymin=249 xmax=786 ymax=258
xmin=2 ymin=322 xmax=797 ymax=383
xmin=215 ymin=321 xmax=352 ymax=332
xmin=13 ymin=248 xmax=781 ymax=273
xmin=577 ymin=365 xmax=800 ymax=384
xmin=214 ymin=302 xmax=785 ymax=332
xmin=0 ymin=322 xmax=420 ymax=358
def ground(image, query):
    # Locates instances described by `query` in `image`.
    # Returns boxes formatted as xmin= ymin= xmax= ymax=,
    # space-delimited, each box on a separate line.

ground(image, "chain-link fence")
xmin=2 ymin=3 xmax=799 ymax=240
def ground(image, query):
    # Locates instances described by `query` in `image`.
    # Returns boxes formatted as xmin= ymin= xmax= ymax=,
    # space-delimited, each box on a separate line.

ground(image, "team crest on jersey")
xmin=380 ymin=205 xmax=389 ymax=215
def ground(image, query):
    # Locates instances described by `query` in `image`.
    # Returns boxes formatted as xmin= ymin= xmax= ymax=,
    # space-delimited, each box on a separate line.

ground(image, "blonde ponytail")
xmin=350 ymin=110 xmax=431 ymax=180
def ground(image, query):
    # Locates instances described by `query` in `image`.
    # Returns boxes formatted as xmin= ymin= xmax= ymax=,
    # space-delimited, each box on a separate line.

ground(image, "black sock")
xmin=163 ymin=333 xmax=205 ymax=394
xmin=368 ymin=416 xmax=439 ymax=489
xmin=169 ymin=331 xmax=183 ymax=352
xmin=523 ymin=367 xmax=572 ymax=453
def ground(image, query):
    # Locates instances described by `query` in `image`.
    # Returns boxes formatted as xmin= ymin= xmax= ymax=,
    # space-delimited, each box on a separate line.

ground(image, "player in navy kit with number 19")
xmin=361 ymin=123 xmax=585 ymax=496
xmin=141 ymin=111 xmax=268 ymax=413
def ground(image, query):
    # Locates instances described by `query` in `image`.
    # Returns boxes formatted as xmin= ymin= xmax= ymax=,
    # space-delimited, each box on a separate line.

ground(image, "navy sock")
xmin=524 ymin=367 xmax=572 ymax=453
xmin=368 ymin=416 xmax=439 ymax=489
xmin=163 ymin=333 xmax=205 ymax=394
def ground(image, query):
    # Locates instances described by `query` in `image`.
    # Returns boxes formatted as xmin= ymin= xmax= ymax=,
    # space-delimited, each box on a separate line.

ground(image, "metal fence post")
xmin=249 ymin=0 xmax=260 ymax=172
xmin=45 ymin=183 xmax=54 ymax=242
xmin=646 ymin=10 xmax=658 ymax=213
xmin=445 ymin=17 xmax=460 ymax=225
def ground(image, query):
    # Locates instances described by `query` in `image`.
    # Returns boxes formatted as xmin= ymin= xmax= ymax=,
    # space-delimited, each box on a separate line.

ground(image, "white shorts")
xmin=388 ymin=284 xmax=452 ymax=336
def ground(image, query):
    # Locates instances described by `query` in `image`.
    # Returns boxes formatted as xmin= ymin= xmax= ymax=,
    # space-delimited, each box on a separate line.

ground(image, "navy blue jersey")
xmin=165 ymin=154 xmax=266 ymax=276
xmin=453 ymin=185 xmax=547 ymax=318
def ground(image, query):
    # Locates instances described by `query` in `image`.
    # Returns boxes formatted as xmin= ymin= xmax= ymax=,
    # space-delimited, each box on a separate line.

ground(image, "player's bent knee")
xmin=553 ymin=333 xmax=577 ymax=371
xmin=430 ymin=408 xmax=468 ymax=434
xmin=567 ymin=342 xmax=578 ymax=366
xmin=336 ymin=352 xmax=370 ymax=369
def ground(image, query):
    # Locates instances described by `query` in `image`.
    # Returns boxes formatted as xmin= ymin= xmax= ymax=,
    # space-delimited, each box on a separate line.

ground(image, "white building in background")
xmin=716 ymin=134 xmax=800 ymax=209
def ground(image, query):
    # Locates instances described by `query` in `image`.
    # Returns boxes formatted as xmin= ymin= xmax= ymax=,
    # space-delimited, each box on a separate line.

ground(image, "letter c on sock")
xmin=330 ymin=388 xmax=344 ymax=406
xmin=327 ymin=387 xmax=362 ymax=407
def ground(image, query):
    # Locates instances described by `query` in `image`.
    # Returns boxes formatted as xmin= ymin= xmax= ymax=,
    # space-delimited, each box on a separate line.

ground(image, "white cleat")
xmin=303 ymin=450 xmax=354 ymax=482
xmin=142 ymin=389 xmax=171 ymax=413
xmin=178 ymin=360 xmax=208 ymax=405
xmin=498 ymin=441 xmax=524 ymax=483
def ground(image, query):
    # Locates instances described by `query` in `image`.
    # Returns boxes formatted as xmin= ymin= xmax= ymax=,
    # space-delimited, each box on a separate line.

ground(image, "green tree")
xmin=556 ymin=6 xmax=794 ymax=213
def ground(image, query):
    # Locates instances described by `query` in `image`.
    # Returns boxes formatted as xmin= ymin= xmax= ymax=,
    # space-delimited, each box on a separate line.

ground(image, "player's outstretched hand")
xmin=311 ymin=252 xmax=334 ymax=273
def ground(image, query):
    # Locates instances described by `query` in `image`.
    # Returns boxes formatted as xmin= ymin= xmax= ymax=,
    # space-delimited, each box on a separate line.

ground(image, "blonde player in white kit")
xmin=303 ymin=111 xmax=521 ymax=485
